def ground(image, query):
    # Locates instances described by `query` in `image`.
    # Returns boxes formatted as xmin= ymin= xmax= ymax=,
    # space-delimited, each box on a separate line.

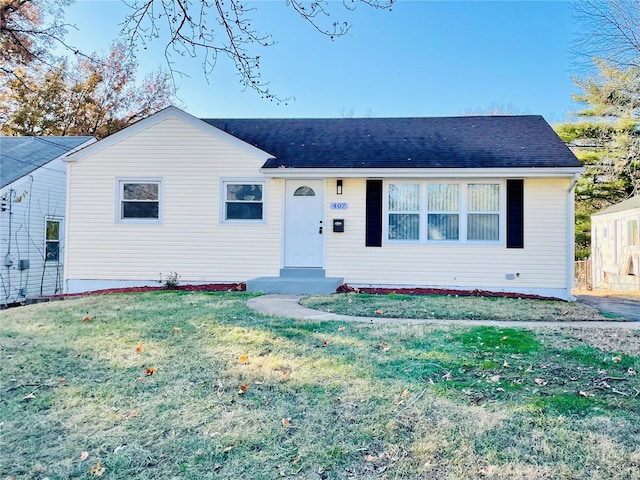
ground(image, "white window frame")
xmin=45 ymin=217 xmax=62 ymax=262
xmin=115 ymin=178 xmax=163 ymax=224
xmin=220 ymin=178 xmax=267 ymax=224
xmin=383 ymin=179 xmax=505 ymax=245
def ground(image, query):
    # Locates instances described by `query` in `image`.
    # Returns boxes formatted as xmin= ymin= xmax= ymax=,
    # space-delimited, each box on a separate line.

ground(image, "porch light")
xmin=336 ymin=179 xmax=343 ymax=195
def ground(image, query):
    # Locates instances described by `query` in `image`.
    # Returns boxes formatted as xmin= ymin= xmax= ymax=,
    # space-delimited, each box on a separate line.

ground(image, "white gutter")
xmin=566 ymin=172 xmax=581 ymax=300
xmin=259 ymin=167 xmax=585 ymax=179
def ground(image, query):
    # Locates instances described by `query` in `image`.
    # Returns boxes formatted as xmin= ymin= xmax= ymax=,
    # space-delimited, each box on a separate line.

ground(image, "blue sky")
xmin=65 ymin=1 xmax=583 ymax=123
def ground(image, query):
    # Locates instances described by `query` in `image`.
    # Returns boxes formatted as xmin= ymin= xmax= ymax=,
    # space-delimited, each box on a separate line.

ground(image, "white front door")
xmin=284 ymin=180 xmax=324 ymax=267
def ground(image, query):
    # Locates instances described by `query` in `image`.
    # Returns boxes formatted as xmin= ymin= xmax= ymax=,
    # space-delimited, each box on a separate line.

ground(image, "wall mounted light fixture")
xmin=336 ymin=179 xmax=343 ymax=195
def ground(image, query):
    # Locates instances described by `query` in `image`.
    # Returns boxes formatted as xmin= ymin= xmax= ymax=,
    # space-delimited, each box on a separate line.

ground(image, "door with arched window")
xmin=284 ymin=180 xmax=324 ymax=267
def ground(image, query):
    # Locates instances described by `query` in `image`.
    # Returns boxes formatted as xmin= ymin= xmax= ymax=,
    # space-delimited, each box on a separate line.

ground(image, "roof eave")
xmin=259 ymin=166 xmax=586 ymax=178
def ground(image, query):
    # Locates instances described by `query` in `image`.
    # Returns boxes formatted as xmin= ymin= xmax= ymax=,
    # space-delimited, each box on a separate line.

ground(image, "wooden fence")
xmin=574 ymin=258 xmax=592 ymax=290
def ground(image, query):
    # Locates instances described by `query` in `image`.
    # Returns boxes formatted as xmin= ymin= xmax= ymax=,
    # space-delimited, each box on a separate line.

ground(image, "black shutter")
xmin=365 ymin=180 xmax=383 ymax=247
xmin=506 ymin=179 xmax=524 ymax=249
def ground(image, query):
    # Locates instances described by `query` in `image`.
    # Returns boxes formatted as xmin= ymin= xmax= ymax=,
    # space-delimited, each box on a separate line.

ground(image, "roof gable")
xmin=1 ymin=136 xmax=94 ymax=188
xmin=66 ymin=106 xmax=272 ymax=162
xmin=203 ymin=115 xmax=582 ymax=170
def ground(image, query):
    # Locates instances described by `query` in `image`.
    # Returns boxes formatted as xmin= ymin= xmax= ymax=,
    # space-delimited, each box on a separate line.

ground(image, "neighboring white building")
xmin=64 ymin=107 xmax=583 ymax=300
xmin=591 ymin=196 xmax=640 ymax=292
xmin=1 ymin=136 xmax=95 ymax=305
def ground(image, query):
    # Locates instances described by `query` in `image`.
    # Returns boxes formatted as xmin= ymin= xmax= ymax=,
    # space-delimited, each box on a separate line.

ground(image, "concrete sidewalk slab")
xmin=247 ymin=295 xmax=640 ymax=329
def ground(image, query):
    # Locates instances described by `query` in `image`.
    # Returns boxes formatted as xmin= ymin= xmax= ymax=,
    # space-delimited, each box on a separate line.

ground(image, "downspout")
xmin=566 ymin=173 xmax=580 ymax=301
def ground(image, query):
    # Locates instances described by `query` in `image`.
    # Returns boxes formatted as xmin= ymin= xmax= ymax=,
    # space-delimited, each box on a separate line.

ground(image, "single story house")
xmin=591 ymin=196 xmax=640 ymax=291
xmin=1 ymin=135 xmax=95 ymax=305
xmin=64 ymin=106 xmax=583 ymax=299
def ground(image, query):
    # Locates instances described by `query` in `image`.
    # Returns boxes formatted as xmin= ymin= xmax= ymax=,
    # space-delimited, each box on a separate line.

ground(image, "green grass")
xmin=1 ymin=291 xmax=639 ymax=479
xmin=300 ymin=293 xmax=623 ymax=321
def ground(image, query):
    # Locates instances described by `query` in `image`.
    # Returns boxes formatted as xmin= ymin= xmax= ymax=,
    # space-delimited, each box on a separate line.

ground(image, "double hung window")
xmin=45 ymin=219 xmax=61 ymax=261
xmin=386 ymin=181 xmax=501 ymax=243
xmin=117 ymin=179 xmax=162 ymax=223
xmin=222 ymin=181 xmax=265 ymax=221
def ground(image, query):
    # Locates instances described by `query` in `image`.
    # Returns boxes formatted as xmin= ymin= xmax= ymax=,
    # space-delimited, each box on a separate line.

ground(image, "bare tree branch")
xmin=573 ymin=0 xmax=640 ymax=69
xmin=121 ymin=0 xmax=394 ymax=101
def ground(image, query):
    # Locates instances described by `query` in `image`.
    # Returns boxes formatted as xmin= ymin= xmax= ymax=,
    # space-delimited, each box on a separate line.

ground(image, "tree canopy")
xmin=0 ymin=42 xmax=175 ymax=138
xmin=555 ymin=61 xmax=640 ymax=258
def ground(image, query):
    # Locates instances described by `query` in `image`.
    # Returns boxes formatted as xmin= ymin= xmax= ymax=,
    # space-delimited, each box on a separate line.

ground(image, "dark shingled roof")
xmin=1 ymin=136 xmax=93 ymax=188
xmin=203 ymin=115 xmax=581 ymax=169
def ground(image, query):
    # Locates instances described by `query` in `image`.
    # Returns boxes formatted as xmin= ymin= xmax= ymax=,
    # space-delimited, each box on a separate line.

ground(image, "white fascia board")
xmin=64 ymin=106 xmax=273 ymax=163
xmin=259 ymin=167 xmax=586 ymax=179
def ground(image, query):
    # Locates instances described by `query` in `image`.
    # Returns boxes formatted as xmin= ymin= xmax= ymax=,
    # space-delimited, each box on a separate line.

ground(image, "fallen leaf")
xmin=364 ymin=454 xmax=376 ymax=462
xmin=281 ymin=370 xmax=290 ymax=376
xmin=80 ymin=451 xmax=89 ymax=461
xmin=216 ymin=387 xmax=224 ymax=398
xmin=135 ymin=377 xmax=144 ymax=382
xmin=239 ymin=354 xmax=249 ymax=364
xmin=534 ymin=378 xmax=547 ymax=386
xmin=172 ymin=327 xmax=181 ymax=333
xmin=401 ymin=389 xmax=410 ymax=398
xmin=282 ymin=417 xmax=292 ymax=427
xmin=238 ymin=383 xmax=250 ymax=394
xmin=82 ymin=315 xmax=92 ymax=322
xmin=90 ymin=461 xmax=105 ymax=476
xmin=57 ymin=377 xmax=67 ymax=383
xmin=502 ymin=361 xmax=510 ymax=368
xmin=144 ymin=367 xmax=157 ymax=376
xmin=489 ymin=375 xmax=501 ymax=383
xmin=374 ymin=309 xmax=384 ymax=315
xmin=121 ymin=411 xmax=139 ymax=419
xmin=136 ymin=343 xmax=144 ymax=353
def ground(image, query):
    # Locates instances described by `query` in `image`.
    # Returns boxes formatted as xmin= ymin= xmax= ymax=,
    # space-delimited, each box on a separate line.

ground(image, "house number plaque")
xmin=330 ymin=202 xmax=348 ymax=210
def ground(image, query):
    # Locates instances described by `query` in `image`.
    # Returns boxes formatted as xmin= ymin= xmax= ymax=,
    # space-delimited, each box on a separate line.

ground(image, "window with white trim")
xmin=45 ymin=219 xmax=61 ymax=261
xmin=386 ymin=181 xmax=502 ymax=243
xmin=223 ymin=181 xmax=265 ymax=221
xmin=117 ymin=180 xmax=162 ymax=223
xmin=388 ymin=183 xmax=420 ymax=240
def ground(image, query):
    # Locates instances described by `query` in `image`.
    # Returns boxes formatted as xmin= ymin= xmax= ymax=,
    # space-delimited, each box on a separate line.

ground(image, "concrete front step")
xmin=246 ymin=268 xmax=343 ymax=294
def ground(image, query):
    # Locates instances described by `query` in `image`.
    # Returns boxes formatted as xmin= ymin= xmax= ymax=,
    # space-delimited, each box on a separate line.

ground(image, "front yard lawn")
xmin=1 ymin=291 xmax=639 ymax=479
xmin=300 ymin=292 xmax=622 ymax=321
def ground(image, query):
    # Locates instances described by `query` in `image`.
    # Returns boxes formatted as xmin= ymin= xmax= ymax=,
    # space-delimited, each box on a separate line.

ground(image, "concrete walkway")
xmin=247 ymin=294 xmax=640 ymax=329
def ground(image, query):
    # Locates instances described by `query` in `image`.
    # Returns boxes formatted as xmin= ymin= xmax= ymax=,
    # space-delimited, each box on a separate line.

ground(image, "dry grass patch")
xmin=1 ymin=292 xmax=639 ymax=479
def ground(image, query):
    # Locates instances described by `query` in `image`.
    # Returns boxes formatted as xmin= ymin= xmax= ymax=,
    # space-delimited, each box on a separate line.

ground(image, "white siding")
xmin=66 ymin=118 xmax=282 ymax=289
xmin=1 ymin=158 xmax=67 ymax=303
xmin=591 ymin=205 xmax=640 ymax=290
xmin=324 ymin=177 xmax=571 ymax=295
